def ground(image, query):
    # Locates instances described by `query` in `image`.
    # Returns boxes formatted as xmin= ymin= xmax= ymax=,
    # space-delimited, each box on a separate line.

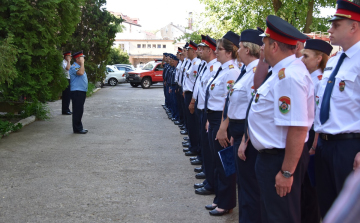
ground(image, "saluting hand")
xmin=275 ymin=172 xmax=293 ymax=197
xmin=353 ymin=152 xmax=360 ymax=170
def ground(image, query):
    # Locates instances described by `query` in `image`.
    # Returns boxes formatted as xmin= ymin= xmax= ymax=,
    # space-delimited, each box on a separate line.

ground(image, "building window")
xmin=147 ymin=44 xmax=151 ymax=48
xmin=157 ymin=44 xmax=161 ymax=48
xmin=163 ymin=45 xmax=166 ymax=48
xmin=120 ymin=44 xmax=125 ymax=50
xmin=152 ymin=44 xmax=156 ymax=48
xmin=142 ymin=44 xmax=146 ymax=48
xmin=137 ymin=44 xmax=141 ymax=48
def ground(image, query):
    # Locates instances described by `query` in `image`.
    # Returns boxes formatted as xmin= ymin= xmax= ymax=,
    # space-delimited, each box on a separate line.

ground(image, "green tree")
xmin=0 ymin=0 xmax=83 ymax=102
xmin=0 ymin=35 xmax=18 ymax=85
xmin=198 ymin=0 xmax=335 ymax=37
xmin=108 ymin=47 xmax=130 ymax=65
xmin=174 ymin=31 xmax=202 ymax=44
xmin=62 ymin=0 xmax=122 ymax=83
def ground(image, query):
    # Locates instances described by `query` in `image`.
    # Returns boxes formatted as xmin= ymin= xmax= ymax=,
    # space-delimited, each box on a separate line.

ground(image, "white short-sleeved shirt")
xmin=181 ymin=58 xmax=192 ymax=88
xmin=197 ymin=59 xmax=221 ymax=110
xmin=183 ymin=58 xmax=201 ymax=92
xmin=175 ymin=60 xmax=182 ymax=83
xmin=310 ymin=69 xmax=322 ymax=96
xmin=206 ymin=60 xmax=240 ymax=111
xmin=314 ymin=41 xmax=360 ymax=134
xmin=193 ymin=60 xmax=207 ymax=100
xmin=248 ymin=55 xmax=314 ymax=150
xmin=228 ymin=59 xmax=258 ymax=120
xmin=62 ymin=59 xmax=70 ymax=79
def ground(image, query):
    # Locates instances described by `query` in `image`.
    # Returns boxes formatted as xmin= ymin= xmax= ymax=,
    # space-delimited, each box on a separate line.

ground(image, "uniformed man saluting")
xmin=69 ymin=51 xmax=88 ymax=134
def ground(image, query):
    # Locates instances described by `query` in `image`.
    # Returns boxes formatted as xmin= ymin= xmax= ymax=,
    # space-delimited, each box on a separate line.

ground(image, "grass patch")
xmin=86 ymin=82 xmax=96 ymax=97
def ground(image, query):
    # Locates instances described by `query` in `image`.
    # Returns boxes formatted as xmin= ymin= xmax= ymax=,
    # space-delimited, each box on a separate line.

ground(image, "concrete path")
xmin=0 ymin=83 xmax=238 ymax=222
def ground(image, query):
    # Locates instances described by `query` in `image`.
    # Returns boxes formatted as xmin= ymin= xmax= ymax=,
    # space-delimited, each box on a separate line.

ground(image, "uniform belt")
xmin=319 ymin=133 xmax=360 ymax=141
xmin=206 ymin=109 xmax=214 ymax=114
xmin=258 ymin=148 xmax=284 ymax=155
xmin=184 ymin=91 xmax=192 ymax=94
xmin=229 ymin=119 xmax=245 ymax=124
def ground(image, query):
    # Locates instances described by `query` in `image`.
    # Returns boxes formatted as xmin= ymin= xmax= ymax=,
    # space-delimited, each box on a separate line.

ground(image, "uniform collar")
xmin=245 ymin=59 xmax=259 ymax=72
xmin=310 ymin=69 xmax=322 ymax=78
xmin=207 ymin=58 xmax=217 ymax=67
xmin=221 ymin=59 xmax=235 ymax=69
xmin=344 ymin=40 xmax=360 ymax=59
xmin=191 ymin=57 xmax=198 ymax=63
xmin=272 ymin=54 xmax=296 ymax=75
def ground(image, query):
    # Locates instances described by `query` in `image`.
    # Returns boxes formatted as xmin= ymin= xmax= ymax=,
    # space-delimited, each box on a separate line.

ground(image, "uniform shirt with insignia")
xmin=192 ymin=60 xmax=207 ymax=100
xmin=183 ymin=57 xmax=201 ymax=92
xmin=69 ymin=62 xmax=88 ymax=92
xmin=248 ymin=55 xmax=314 ymax=150
xmin=181 ymin=58 xmax=192 ymax=88
xmin=206 ymin=59 xmax=240 ymax=111
xmin=197 ymin=59 xmax=221 ymax=110
xmin=228 ymin=59 xmax=258 ymax=120
xmin=174 ymin=60 xmax=182 ymax=84
xmin=62 ymin=59 xmax=70 ymax=79
xmin=314 ymin=41 xmax=360 ymax=134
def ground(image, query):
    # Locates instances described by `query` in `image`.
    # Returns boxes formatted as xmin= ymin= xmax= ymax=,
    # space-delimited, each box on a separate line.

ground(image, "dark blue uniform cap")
xmin=257 ymin=27 xmax=264 ymax=33
xmin=63 ymin=51 xmax=71 ymax=56
xmin=305 ymin=39 xmax=333 ymax=56
xmin=199 ymin=35 xmax=207 ymax=46
xmin=261 ymin=15 xmax=308 ymax=45
xmin=189 ymin=40 xmax=198 ymax=50
xmin=240 ymin=29 xmax=263 ymax=46
xmin=72 ymin=50 xmax=85 ymax=58
xmin=184 ymin=42 xmax=189 ymax=49
xmin=205 ymin=35 xmax=217 ymax=51
xmin=222 ymin=31 xmax=240 ymax=47
xmin=329 ymin=0 xmax=360 ymax=22
xmin=163 ymin=52 xmax=167 ymax=56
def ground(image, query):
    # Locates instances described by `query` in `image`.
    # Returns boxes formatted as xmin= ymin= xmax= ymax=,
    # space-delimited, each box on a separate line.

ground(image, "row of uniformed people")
xmin=163 ymin=1 xmax=360 ymax=221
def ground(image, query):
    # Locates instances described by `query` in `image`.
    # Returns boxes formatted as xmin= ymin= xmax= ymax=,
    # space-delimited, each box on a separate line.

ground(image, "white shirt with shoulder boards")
xmin=183 ymin=57 xmax=201 ymax=92
xmin=314 ymin=41 xmax=360 ymax=134
xmin=248 ymin=55 xmax=314 ymax=150
xmin=181 ymin=58 xmax=192 ymax=88
xmin=206 ymin=60 xmax=240 ymax=111
xmin=178 ymin=59 xmax=186 ymax=86
xmin=197 ymin=59 xmax=221 ymax=110
xmin=175 ymin=60 xmax=182 ymax=84
xmin=228 ymin=59 xmax=258 ymax=120
xmin=193 ymin=60 xmax=207 ymax=100
xmin=62 ymin=59 xmax=70 ymax=79
xmin=310 ymin=69 xmax=323 ymax=97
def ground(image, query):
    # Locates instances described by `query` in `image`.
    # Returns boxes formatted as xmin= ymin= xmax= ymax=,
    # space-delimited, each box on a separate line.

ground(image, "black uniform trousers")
xmin=207 ymin=111 xmax=236 ymax=210
xmin=184 ymin=91 xmax=199 ymax=153
xmin=256 ymin=144 xmax=309 ymax=223
xmin=71 ymin=91 xmax=86 ymax=132
xmin=170 ymin=85 xmax=179 ymax=120
xmin=229 ymin=121 xmax=261 ymax=223
xmin=179 ymin=88 xmax=187 ymax=131
xmin=301 ymin=128 xmax=321 ymax=223
xmin=194 ymin=104 xmax=203 ymax=159
xmin=315 ymin=137 xmax=360 ymax=218
xmin=62 ymin=79 xmax=71 ymax=113
xmin=176 ymin=86 xmax=185 ymax=125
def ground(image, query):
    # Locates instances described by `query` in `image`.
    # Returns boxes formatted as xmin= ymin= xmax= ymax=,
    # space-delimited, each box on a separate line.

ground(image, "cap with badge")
xmin=72 ymin=51 xmax=85 ymax=58
xmin=240 ymin=29 xmax=263 ymax=46
xmin=184 ymin=42 xmax=189 ymax=49
xmin=329 ymin=0 xmax=360 ymax=22
xmin=260 ymin=15 xmax=308 ymax=45
xmin=188 ymin=40 xmax=198 ymax=50
xmin=63 ymin=51 xmax=71 ymax=56
xmin=305 ymin=39 xmax=333 ymax=56
xmin=205 ymin=35 xmax=217 ymax=51
xmin=198 ymin=35 xmax=207 ymax=47
xmin=222 ymin=31 xmax=240 ymax=46
xmin=178 ymin=47 xmax=183 ymax=53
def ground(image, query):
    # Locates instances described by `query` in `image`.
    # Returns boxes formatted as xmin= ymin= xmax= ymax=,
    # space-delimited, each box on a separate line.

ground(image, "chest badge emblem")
xmin=339 ymin=80 xmax=345 ymax=92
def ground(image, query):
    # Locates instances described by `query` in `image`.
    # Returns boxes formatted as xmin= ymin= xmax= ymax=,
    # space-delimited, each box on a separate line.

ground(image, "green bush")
xmin=0 ymin=120 xmax=22 ymax=138
xmin=86 ymin=82 xmax=97 ymax=97
xmin=20 ymin=101 xmax=50 ymax=120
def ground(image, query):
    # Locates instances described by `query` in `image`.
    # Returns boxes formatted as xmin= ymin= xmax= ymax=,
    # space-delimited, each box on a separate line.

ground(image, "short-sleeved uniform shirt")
xmin=228 ymin=59 xmax=258 ymax=120
xmin=62 ymin=59 xmax=70 ymax=79
xmin=206 ymin=60 xmax=240 ymax=111
xmin=69 ymin=62 xmax=88 ymax=92
xmin=193 ymin=60 xmax=207 ymax=100
xmin=314 ymin=41 xmax=360 ymax=134
xmin=181 ymin=58 xmax=192 ymax=88
xmin=174 ymin=60 xmax=182 ymax=84
xmin=183 ymin=57 xmax=201 ymax=92
xmin=248 ymin=55 xmax=314 ymax=150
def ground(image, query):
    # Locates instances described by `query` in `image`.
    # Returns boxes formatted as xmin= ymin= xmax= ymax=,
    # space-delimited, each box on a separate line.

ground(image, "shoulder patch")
xmin=210 ymin=65 xmax=213 ymax=72
xmin=253 ymin=67 xmax=257 ymax=73
xmin=193 ymin=62 xmax=196 ymax=65
xmin=72 ymin=64 xmax=76 ymax=66
xmin=317 ymin=75 xmax=322 ymax=80
xmin=279 ymin=96 xmax=291 ymax=114
xmin=278 ymin=68 xmax=285 ymax=80
xmin=229 ymin=64 xmax=234 ymax=69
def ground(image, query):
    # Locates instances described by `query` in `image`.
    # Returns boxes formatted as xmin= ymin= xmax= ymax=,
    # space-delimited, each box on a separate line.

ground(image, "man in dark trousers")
xmin=69 ymin=51 xmax=88 ymax=134
xmin=62 ymin=51 xmax=72 ymax=115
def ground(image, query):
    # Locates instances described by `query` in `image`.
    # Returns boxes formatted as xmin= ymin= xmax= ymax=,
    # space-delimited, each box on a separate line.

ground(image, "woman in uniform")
xmin=204 ymin=31 xmax=239 ymax=216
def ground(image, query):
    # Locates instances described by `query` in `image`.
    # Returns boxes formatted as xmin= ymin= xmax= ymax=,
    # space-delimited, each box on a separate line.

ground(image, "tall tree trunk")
xmin=272 ymin=0 xmax=282 ymax=14
xmin=304 ymin=0 xmax=314 ymax=33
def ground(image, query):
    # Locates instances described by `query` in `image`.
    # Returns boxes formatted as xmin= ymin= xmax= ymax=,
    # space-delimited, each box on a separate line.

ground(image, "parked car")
xmin=104 ymin=65 xmax=126 ymax=86
xmin=127 ymin=61 xmax=164 ymax=89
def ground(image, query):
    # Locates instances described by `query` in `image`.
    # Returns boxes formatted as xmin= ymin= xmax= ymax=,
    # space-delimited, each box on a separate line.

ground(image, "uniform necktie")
xmin=193 ymin=66 xmax=207 ymax=92
xmin=244 ymin=70 xmax=273 ymax=141
xmin=205 ymin=67 xmax=222 ymax=110
xmin=320 ymin=52 xmax=347 ymax=124
xmin=180 ymin=61 xmax=188 ymax=86
xmin=222 ymin=65 xmax=246 ymax=120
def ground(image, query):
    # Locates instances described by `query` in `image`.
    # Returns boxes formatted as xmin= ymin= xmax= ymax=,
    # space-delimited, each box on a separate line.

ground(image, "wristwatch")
xmin=281 ymin=170 xmax=293 ymax=178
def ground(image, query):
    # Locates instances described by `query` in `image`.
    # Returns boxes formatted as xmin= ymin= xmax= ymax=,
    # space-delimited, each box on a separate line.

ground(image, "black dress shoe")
xmin=191 ymin=159 xmax=202 ymax=165
xmin=185 ymin=151 xmax=198 ymax=156
xmin=189 ymin=157 xmax=198 ymax=161
xmin=182 ymin=141 xmax=189 ymax=145
xmin=74 ymin=129 xmax=88 ymax=134
xmin=209 ymin=209 xmax=232 ymax=216
xmin=195 ymin=187 xmax=214 ymax=195
xmin=195 ymin=172 xmax=206 ymax=179
xmin=183 ymin=136 xmax=189 ymax=140
xmin=194 ymin=183 xmax=204 ymax=189
xmin=180 ymin=130 xmax=188 ymax=135
xmin=183 ymin=148 xmax=190 ymax=152
xmin=62 ymin=111 xmax=72 ymax=115
xmin=205 ymin=204 xmax=217 ymax=210
xmin=171 ymin=118 xmax=177 ymax=121
xmin=174 ymin=121 xmax=181 ymax=125
xmin=180 ymin=126 xmax=186 ymax=130
xmin=182 ymin=143 xmax=189 ymax=148
xmin=194 ymin=167 xmax=202 ymax=173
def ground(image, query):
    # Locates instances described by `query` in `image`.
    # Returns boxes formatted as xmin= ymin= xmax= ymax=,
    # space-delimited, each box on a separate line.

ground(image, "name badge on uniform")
xmin=339 ymin=80 xmax=345 ymax=92
xmin=324 ymin=67 xmax=333 ymax=71
xmin=278 ymin=68 xmax=285 ymax=80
